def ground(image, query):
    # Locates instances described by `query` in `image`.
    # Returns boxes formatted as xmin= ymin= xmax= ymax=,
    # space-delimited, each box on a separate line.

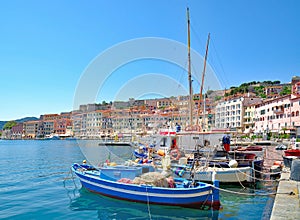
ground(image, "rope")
xmin=235 ymin=167 xmax=280 ymax=182
xmin=71 ymin=169 xmax=79 ymax=189
xmin=63 ymin=168 xmax=79 ymax=189
xmin=235 ymin=169 xmax=246 ymax=188
xmin=250 ymin=167 xmax=282 ymax=175
xmin=145 ymin=186 xmax=152 ymax=220
xmin=212 ymin=185 xmax=278 ymax=196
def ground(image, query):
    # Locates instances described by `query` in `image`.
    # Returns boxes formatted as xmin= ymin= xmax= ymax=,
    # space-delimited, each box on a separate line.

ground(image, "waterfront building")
xmin=112 ymin=101 xmax=130 ymax=110
xmin=101 ymin=110 xmax=113 ymax=136
xmin=10 ymin=123 xmax=24 ymax=139
xmin=254 ymin=95 xmax=300 ymax=137
xmin=156 ymin=98 xmax=173 ymax=108
xmin=80 ymin=113 xmax=87 ymax=137
xmin=1 ymin=129 xmax=11 ymax=139
xmin=24 ymin=120 xmax=39 ymax=139
xmin=264 ymin=84 xmax=287 ymax=99
xmin=55 ymin=117 xmax=72 ymax=136
xmin=72 ymin=112 xmax=83 ymax=138
xmin=243 ymin=104 xmax=257 ymax=134
xmin=36 ymin=112 xmax=73 ymax=137
xmin=86 ymin=110 xmax=102 ymax=138
xmin=291 ymin=76 xmax=300 ymax=96
xmin=79 ymin=103 xmax=109 ymax=112
xmin=252 ymin=77 xmax=300 ymax=137
xmin=40 ymin=114 xmax=60 ymax=121
xmin=111 ymin=108 xmax=144 ymax=135
xmin=215 ymin=96 xmax=261 ymax=133
xmin=42 ymin=120 xmax=55 ymax=136
xmin=215 ymin=97 xmax=244 ymax=132
xmin=143 ymin=99 xmax=158 ymax=111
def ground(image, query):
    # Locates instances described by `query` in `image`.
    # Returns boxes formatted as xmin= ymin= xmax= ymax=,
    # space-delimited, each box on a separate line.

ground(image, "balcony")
xmin=273 ymin=109 xmax=284 ymax=114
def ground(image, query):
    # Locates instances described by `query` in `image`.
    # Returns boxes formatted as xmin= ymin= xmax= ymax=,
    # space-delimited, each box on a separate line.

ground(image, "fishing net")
xmin=132 ymin=172 xmax=169 ymax=187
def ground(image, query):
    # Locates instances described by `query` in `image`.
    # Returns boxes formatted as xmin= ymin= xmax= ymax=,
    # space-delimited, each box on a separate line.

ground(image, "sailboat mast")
xmin=197 ymin=33 xmax=210 ymax=130
xmin=187 ymin=7 xmax=193 ymax=126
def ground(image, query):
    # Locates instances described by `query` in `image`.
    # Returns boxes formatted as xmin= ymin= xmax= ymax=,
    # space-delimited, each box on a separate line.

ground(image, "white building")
xmin=215 ymin=97 xmax=261 ymax=133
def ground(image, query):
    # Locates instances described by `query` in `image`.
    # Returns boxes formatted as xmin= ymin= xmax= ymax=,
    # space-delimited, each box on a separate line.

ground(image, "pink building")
xmin=254 ymin=94 xmax=300 ymax=136
xmin=11 ymin=123 xmax=24 ymax=139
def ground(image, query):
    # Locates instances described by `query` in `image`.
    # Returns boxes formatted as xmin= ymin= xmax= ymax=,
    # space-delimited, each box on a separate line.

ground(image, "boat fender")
xmin=229 ymin=160 xmax=238 ymax=168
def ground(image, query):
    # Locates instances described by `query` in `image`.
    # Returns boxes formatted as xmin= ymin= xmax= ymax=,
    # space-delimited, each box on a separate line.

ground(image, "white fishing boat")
xmin=178 ymin=166 xmax=253 ymax=183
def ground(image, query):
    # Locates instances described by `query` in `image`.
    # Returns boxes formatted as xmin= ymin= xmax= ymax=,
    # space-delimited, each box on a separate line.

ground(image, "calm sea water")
xmin=0 ymin=140 xmax=276 ymax=220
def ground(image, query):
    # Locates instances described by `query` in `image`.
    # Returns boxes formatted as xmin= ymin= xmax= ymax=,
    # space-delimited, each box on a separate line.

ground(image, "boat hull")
xmin=180 ymin=166 xmax=253 ymax=183
xmin=284 ymin=149 xmax=300 ymax=157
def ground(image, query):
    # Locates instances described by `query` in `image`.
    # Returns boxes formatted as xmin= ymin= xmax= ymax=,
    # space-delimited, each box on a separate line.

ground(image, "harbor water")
xmin=0 ymin=140 xmax=277 ymax=219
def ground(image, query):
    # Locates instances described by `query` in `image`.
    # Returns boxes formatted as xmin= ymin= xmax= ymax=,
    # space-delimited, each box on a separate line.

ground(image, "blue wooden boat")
xmin=72 ymin=163 xmax=221 ymax=210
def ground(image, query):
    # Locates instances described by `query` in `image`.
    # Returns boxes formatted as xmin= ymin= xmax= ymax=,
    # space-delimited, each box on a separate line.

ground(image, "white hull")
xmin=182 ymin=166 xmax=253 ymax=183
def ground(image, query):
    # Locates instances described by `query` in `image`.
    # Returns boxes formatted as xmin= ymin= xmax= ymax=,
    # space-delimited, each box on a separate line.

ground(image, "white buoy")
xmin=229 ymin=160 xmax=238 ymax=168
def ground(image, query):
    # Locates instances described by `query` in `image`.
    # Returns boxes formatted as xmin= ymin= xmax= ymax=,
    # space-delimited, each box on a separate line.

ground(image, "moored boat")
xmin=284 ymin=149 xmax=300 ymax=157
xmin=174 ymin=165 xmax=253 ymax=183
xmin=72 ymin=163 xmax=221 ymax=210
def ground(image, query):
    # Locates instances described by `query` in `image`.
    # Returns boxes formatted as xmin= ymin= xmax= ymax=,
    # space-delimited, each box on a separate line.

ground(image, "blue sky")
xmin=0 ymin=0 xmax=299 ymax=121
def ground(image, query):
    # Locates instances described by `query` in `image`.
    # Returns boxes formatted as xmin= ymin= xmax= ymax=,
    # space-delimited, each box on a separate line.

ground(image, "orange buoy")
xmin=157 ymin=150 xmax=165 ymax=156
xmin=273 ymin=161 xmax=282 ymax=166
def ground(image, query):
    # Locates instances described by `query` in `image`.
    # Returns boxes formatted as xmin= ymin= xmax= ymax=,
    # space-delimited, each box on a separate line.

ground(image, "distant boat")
xmin=275 ymin=144 xmax=287 ymax=150
xmin=44 ymin=134 xmax=60 ymax=140
xmin=71 ymin=163 xmax=221 ymax=210
xmin=98 ymin=141 xmax=135 ymax=147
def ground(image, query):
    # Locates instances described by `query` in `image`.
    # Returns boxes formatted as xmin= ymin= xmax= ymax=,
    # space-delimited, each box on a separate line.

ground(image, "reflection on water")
xmin=69 ymin=188 xmax=219 ymax=220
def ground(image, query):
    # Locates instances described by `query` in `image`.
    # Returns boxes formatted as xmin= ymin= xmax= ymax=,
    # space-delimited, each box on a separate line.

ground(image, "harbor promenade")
xmin=270 ymin=171 xmax=300 ymax=219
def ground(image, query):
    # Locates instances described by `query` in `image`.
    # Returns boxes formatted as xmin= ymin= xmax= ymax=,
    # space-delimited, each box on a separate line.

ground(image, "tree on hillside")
xmin=214 ymin=96 xmax=222 ymax=101
xmin=262 ymin=80 xmax=272 ymax=85
xmin=280 ymin=85 xmax=291 ymax=96
xmin=3 ymin=121 xmax=17 ymax=130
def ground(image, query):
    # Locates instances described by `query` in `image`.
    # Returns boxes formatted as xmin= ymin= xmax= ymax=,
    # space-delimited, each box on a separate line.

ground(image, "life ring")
xmin=170 ymin=148 xmax=181 ymax=160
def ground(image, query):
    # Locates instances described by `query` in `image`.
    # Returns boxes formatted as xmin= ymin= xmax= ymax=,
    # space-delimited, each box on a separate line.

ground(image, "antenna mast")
xmin=197 ymin=33 xmax=210 ymax=130
xmin=187 ymin=7 xmax=193 ymax=126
